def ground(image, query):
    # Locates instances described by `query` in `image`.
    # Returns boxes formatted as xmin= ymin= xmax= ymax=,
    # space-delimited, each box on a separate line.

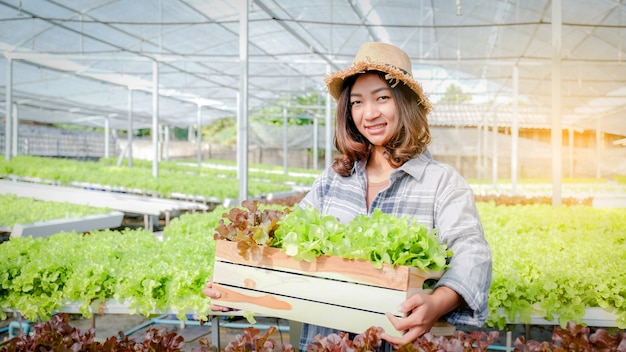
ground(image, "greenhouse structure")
xmin=1 ymin=0 xmax=625 ymax=351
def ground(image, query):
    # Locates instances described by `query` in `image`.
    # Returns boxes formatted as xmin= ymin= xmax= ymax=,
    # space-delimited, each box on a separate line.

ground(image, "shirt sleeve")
xmin=299 ymin=178 xmax=320 ymax=210
xmin=432 ymin=173 xmax=492 ymax=326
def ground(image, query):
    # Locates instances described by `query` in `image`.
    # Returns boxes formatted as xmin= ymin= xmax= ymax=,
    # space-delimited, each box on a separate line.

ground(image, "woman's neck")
xmin=366 ymin=148 xmax=395 ymax=183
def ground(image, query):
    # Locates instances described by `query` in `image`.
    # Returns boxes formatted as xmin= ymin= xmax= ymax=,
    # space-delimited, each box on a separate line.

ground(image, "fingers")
xmin=397 ymin=293 xmax=425 ymax=314
xmin=381 ymin=312 xmax=429 ymax=347
xmin=381 ymin=328 xmax=423 ymax=348
xmin=210 ymin=303 xmax=234 ymax=312
xmin=384 ymin=312 xmax=426 ymax=337
xmin=384 ymin=312 xmax=403 ymax=330
xmin=203 ymin=281 xmax=220 ymax=299
xmin=204 ymin=280 xmax=238 ymax=312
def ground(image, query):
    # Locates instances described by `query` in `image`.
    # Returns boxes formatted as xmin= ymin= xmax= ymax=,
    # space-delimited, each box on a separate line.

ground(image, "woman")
xmin=206 ymin=42 xmax=492 ymax=350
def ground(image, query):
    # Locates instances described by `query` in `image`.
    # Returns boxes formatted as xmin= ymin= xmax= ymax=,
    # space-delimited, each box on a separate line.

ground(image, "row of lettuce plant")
xmin=480 ymin=202 xmax=626 ymax=329
xmin=98 ymin=157 xmax=320 ymax=186
xmin=0 ymin=208 xmax=223 ymax=321
xmin=0 ymin=156 xmax=294 ymax=200
xmin=1 ymin=202 xmax=625 ymax=330
xmin=3 ymin=156 xmax=625 ymax=204
xmin=0 ymin=194 xmax=112 ymax=229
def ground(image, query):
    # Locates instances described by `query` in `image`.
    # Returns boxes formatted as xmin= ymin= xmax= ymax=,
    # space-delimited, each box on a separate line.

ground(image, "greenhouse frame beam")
xmin=254 ymin=0 xmax=340 ymax=72
xmin=0 ymin=0 xmax=238 ymax=101
xmin=3 ymin=52 xmax=234 ymax=121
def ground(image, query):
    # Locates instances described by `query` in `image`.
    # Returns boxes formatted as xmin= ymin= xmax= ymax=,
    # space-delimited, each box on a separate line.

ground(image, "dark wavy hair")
xmin=332 ymin=71 xmax=431 ymax=177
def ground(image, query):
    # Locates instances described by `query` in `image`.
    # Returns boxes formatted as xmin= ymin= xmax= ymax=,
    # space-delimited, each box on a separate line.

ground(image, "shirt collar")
xmin=353 ymin=150 xmax=433 ymax=181
xmin=397 ymin=150 xmax=432 ymax=181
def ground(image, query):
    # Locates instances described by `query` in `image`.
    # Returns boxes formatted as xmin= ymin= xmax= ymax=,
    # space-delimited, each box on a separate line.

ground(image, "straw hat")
xmin=325 ymin=42 xmax=432 ymax=113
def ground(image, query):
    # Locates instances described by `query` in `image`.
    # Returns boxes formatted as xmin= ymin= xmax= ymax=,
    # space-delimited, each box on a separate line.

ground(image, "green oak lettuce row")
xmin=1 ymin=203 xmax=625 ymax=330
xmin=0 ymin=155 xmax=294 ymax=200
xmin=479 ymin=202 xmax=626 ymax=329
xmin=0 ymin=209 xmax=223 ymax=321
xmin=0 ymin=194 xmax=112 ymax=228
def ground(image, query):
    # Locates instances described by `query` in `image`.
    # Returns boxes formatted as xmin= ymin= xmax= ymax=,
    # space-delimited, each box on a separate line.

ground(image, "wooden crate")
xmin=212 ymin=240 xmax=455 ymax=337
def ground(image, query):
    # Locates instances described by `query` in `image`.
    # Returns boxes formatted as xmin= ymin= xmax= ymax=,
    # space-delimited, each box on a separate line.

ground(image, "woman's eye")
xmin=378 ymin=95 xmax=389 ymax=101
xmin=350 ymin=100 xmax=361 ymax=106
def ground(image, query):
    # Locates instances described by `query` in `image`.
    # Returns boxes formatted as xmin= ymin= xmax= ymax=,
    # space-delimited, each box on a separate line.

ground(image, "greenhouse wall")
xmin=1 ymin=124 xmax=624 ymax=179
xmin=0 ymin=124 xmax=112 ymax=160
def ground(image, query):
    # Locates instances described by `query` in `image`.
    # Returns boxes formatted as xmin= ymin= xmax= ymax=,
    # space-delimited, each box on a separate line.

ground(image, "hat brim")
xmin=324 ymin=61 xmax=432 ymax=113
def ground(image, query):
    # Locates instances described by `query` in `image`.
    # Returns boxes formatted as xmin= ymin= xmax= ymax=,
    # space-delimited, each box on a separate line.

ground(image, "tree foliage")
xmin=250 ymin=92 xmax=326 ymax=126
xmin=440 ymin=83 xmax=472 ymax=103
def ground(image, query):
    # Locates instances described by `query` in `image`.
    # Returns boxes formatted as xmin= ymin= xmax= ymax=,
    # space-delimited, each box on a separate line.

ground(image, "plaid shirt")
xmin=298 ymin=151 xmax=492 ymax=350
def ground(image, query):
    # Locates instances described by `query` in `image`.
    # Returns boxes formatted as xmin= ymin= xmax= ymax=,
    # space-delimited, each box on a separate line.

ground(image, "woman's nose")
xmin=363 ymin=101 xmax=380 ymax=119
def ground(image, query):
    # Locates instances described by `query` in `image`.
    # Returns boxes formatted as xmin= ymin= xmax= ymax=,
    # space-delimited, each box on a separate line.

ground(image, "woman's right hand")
xmin=203 ymin=279 xmax=238 ymax=312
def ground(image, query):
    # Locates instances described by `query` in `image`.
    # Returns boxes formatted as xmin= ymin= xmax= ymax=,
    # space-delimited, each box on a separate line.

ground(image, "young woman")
xmin=205 ymin=42 xmax=492 ymax=351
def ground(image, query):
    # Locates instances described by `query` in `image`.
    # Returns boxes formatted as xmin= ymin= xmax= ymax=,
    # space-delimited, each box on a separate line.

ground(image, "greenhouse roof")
xmin=0 ymin=0 xmax=624 ymax=136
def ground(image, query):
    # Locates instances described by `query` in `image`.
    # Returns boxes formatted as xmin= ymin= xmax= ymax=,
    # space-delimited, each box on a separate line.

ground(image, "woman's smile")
xmin=366 ymin=122 xmax=387 ymax=133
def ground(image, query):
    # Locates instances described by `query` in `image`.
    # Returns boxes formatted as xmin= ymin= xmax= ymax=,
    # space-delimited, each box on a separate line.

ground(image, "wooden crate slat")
xmin=213 ymin=240 xmax=453 ymax=337
xmin=213 ymin=260 xmax=413 ymax=316
xmin=212 ymin=283 xmax=454 ymax=337
xmin=215 ymin=240 xmax=441 ymax=291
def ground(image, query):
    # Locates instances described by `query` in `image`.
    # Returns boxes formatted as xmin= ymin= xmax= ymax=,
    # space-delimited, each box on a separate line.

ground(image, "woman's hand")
xmin=381 ymin=286 xmax=461 ymax=348
xmin=203 ymin=279 xmax=238 ymax=312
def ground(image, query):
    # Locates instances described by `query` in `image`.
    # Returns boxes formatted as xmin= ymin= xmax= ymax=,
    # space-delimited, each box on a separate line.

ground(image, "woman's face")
xmin=349 ymin=72 xmax=398 ymax=147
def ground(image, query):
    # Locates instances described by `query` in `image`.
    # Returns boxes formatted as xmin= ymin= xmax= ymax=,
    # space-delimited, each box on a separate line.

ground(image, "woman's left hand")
xmin=381 ymin=286 xmax=461 ymax=348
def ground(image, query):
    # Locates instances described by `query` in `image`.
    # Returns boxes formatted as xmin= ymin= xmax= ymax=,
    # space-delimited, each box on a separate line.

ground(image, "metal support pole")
xmin=197 ymin=104 xmax=202 ymax=167
xmin=511 ymin=65 xmax=519 ymax=195
xmin=325 ymin=65 xmax=333 ymax=167
xmin=482 ymin=113 xmax=488 ymax=180
xmin=11 ymin=103 xmax=18 ymax=156
xmin=492 ymin=112 xmax=498 ymax=187
xmin=313 ymin=113 xmax=319 ymax=170
xmin=163 ymin=125 xmax=169 ymax=161
xmin=5 ymin=58 xmax=13 ymax=160
xmin=104 ymin=115 xmax=110 ymax=158
xmin=568 ymin=127 xmax=574 ymax=178
xmin=127 ymin=89 xmax=134 ymax=168
xmin=551 ymin=0 xmax=563 ymax=205
xmin=283 ymin=106 xmax=288 ymax=174
xmin=237 ymin=0 xmax=250 ymax=203
xmin=152 ymin=60 xmax=159 ymax=178
xmin=476 ymin=123 xmax=481 ymax=180
xmin=596 ymin=120 xmax=602 ymax=179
